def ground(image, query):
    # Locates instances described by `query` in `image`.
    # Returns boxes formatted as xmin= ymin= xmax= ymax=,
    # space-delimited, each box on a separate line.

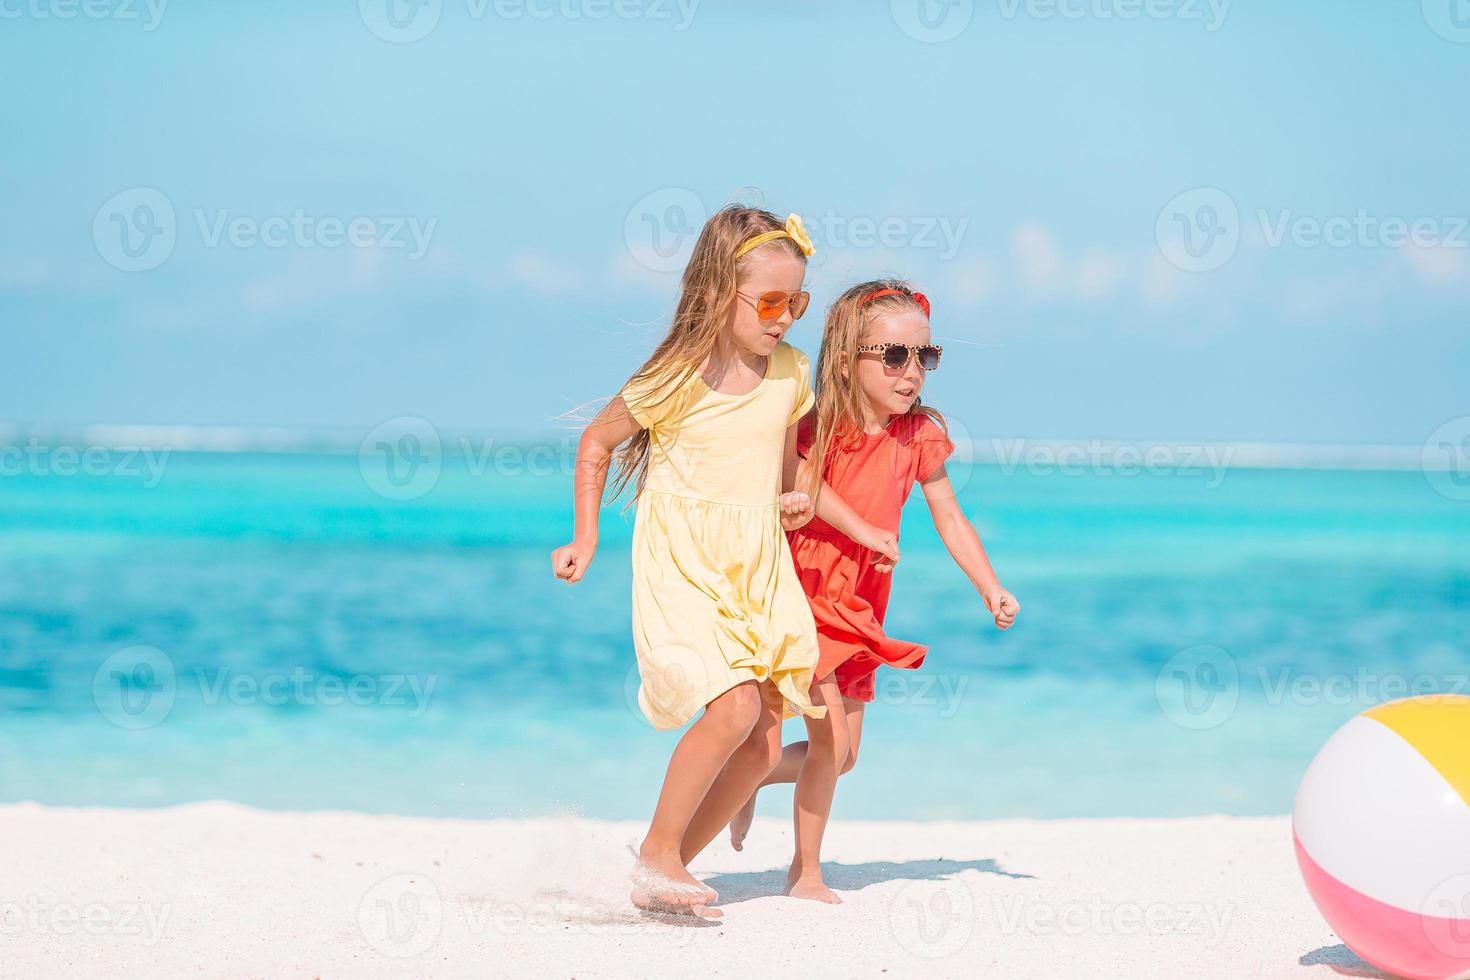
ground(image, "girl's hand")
xmin=983 ymin=587 xmax=1020 ymax=630
xmin=778 ymin=491 xmax=814 ymax=531
xmin=551 ymin=539 xmax=596 ymax=584
xmin=853 ymin=523 xmax=901 ymax=574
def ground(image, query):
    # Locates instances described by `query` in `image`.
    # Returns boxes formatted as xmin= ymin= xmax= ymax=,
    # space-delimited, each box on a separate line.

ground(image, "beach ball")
xmin=1293 ymin=695 xmax=1470 ymax=980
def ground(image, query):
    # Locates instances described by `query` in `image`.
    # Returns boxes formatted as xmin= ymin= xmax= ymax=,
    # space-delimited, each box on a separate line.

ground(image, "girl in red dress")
xmin=730 ymin=279 xmax=1021 ymax=903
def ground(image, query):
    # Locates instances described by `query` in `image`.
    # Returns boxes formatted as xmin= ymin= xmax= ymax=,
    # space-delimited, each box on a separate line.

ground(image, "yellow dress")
xmin=620 ymin=341 xmax=826 ymax=731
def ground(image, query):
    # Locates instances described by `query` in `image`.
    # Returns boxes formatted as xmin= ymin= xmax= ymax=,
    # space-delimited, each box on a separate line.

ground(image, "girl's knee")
xmin=808 ymin=727 xmax=850 ymax=768
xmin=840 ymin=746 xmax=859 ymax=775
xmin=704 ymin=683 xmax=762 ymax=741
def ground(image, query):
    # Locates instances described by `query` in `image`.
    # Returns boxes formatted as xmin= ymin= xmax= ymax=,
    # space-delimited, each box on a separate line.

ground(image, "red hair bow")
xmin=857 ymin=287 xmax=930 ymax=318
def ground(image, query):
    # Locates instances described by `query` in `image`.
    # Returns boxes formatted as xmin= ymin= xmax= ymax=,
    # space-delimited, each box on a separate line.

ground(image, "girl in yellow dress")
xmin=551 ymin=206 xmax=899 ymax=918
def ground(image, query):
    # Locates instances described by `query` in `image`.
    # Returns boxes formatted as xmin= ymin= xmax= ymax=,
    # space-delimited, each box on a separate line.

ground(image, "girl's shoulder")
xmin=620 ymin=360 xmax=698 ymax=431
xmin=894 ymin=409 xmax=948 ymax=442
xmin=774 ymin=340 xmax=816 ymax=429
xmin=773 ymin=339 xmax=811 ymax=373
xmin=899 ymin=410 xmax=956 ymax=482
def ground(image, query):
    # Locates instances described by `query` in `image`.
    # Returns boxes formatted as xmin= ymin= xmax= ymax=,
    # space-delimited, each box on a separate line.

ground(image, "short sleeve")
xmin=795 ymin=412 xmax=817 ymax=458
xmin=914 ymin=416 xmax=956 ymax=483
xmin=787 ymin=345 xmax=815 ymax=428
xmin=619 ymin=367 xmax=685 ymax=431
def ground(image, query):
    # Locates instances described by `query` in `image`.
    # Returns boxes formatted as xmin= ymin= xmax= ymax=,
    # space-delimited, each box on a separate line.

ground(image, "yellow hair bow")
xmin=734 ymin=213 xmax=816 ymax=259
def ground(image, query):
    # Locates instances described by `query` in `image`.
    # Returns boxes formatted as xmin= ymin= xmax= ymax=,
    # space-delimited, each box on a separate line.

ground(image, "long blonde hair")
xmin=609 ymin=206 xmax=809 ymax=504
xmin=805 ymin=279 xmax=948 ymax=484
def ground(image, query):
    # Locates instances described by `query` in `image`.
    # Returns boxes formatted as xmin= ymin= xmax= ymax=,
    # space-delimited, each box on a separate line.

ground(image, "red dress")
xmin=787 ymin=411 xmax=956 ymax=702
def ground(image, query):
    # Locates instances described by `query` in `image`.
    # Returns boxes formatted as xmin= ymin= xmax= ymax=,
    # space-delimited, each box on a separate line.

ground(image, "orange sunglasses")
xmin=736 ymin=289 xmax=810 ymax=322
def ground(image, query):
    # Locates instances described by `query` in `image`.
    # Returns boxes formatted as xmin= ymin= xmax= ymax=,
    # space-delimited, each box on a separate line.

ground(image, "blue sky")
xmin=2 ymin=1 xmax=1468 ymax=444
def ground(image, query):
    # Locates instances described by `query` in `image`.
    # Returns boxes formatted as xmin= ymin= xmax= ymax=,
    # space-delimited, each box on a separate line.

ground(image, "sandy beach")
xmin=1 ymin=801 xmax=1372 ymax=979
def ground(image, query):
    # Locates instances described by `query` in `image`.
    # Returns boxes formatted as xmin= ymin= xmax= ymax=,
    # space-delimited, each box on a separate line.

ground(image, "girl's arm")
xmin=551 ymin=395 xmax=642 ymax=584
xmin=920 ymin=465 xmax=1019 ymax=629
xmin=779 ymin=424 xmax=900 ymax=571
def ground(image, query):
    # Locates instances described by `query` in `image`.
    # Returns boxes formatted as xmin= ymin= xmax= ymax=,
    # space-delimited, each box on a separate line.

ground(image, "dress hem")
xmin=638 ymin=663 xmax=828 ymax=731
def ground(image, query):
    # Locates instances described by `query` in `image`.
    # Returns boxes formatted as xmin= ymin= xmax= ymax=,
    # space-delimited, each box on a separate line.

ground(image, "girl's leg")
xmin=677 ymin=679 xmax=785 ymax=866
xmin=786 ymin=676 xmax=851 ymax=903
xmin=729 ymin=692 xmax=864 ymax=850
xmin=634 ymin=680 xmax=763 ymax=917
xmin=728 ymin=736 xmax=806 ymax=849
xmin=841 ymin=699 xmax=865 ymax=774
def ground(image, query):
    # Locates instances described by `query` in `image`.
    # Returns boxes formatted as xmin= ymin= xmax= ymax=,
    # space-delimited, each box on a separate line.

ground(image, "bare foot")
xmin=729 ymin=792 xmax=757 ymax=852
xmin=784 ymin=866 xmax=843 ymax=904
xmin=630 ymin=887 xmax=720 ymax=919
xmin=630 ymin=846 xmax=720 ymax=918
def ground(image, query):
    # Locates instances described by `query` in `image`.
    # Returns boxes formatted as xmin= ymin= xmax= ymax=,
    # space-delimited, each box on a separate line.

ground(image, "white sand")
xmin=2 ymin=801 xmax=1371 ymax=979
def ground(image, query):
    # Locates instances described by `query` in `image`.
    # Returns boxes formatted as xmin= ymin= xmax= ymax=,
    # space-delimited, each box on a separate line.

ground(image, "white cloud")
xmin=235 ymin=245 xmax=589 ymax=314
xmin=1012 ymin=222 xmax=1064 ymax=291
xmin=1403 ymin=241 xmax=1470 ymax=286
xmin=607 ymin=249 xmax=680 ymax=295
xmin=1141 ymin=253 xmax=1187 ymax=309
xmin=1006 ymin=223 xmax=1138 ymax=306
xmin=946 ymin=256 xmax=995 ymax=306
xmin=0 ymin=258 xmax=61 ymax=289
xmin=1076 ymin=252 xmax=1125 ymax=299
xmin=243 ymin=247 xmax=386 ymax=313
xmin=509 ymin=249 xmax=579 ymax=295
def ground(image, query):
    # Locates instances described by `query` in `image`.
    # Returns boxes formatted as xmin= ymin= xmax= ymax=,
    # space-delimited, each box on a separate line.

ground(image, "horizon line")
xmin=0 ymin=420 xmax=1453 ymax=473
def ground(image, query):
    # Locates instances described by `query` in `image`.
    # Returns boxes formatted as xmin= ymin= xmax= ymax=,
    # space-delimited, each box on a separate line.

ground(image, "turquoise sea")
xmin=1 ymin=442 xmax=1466 ymax=821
